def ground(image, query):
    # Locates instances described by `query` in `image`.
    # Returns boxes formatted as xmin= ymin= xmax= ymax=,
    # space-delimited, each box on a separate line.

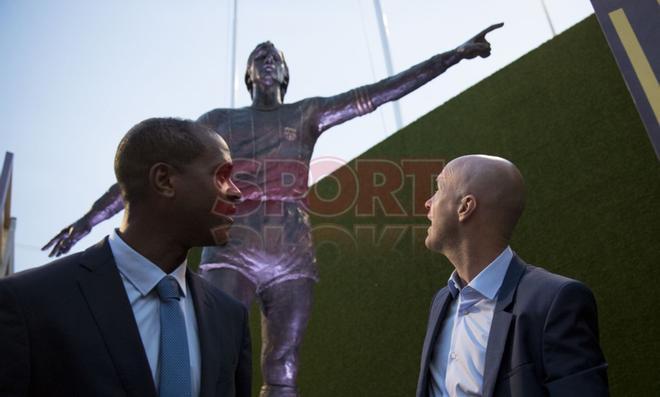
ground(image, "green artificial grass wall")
xmin=191 ymin=15 xmax=660 ymax=396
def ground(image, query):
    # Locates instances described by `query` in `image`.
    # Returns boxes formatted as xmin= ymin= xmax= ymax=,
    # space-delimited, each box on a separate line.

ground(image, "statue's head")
xmin=245 ymin=41 xmax=290 ymax=101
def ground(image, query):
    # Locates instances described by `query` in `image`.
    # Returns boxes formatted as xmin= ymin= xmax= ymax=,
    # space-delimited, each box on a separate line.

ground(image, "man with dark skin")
xmin=43 ymin=24 xmax=502 ymax=397
xmin=2 ymin=118 xmax=250 ymax=397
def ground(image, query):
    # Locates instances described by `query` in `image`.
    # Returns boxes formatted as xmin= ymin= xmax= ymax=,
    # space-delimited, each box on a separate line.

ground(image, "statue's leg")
xmin=201 ymin=267 xmax=257 ymax=309
xmin=258 ymin=278 xmax=315 ymax=397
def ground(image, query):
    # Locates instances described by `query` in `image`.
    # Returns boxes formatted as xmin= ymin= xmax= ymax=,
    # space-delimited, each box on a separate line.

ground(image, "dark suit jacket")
xmin=0 ymin=238 xmax=251 ymax=397
xmin=416 ymin=255 xmax=608 ymax=397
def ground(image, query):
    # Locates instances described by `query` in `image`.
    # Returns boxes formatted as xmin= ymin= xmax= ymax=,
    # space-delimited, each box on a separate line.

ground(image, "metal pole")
xmin=228 ymin=0 xmax=238 ymax=107
xmin=372 ymin=0 xmax=403 ymax=131
xmin=540 ymin=0 xmax=557 ymax=37
xmin=0 ymin=152 xmax=15 ymax=277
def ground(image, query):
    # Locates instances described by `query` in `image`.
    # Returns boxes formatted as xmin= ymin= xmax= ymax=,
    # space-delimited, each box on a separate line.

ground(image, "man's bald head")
xmin=425 ymin=154 xmax=525 ymax=253
xmin=444 ymin=155 xmax=525 ymax=241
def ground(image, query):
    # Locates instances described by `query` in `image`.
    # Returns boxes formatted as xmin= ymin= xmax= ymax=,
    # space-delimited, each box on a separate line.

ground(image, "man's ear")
xmin=457 ymin=194 xmax=477 ymax=222
xmin=149 ymin=162 xmax=176 ymax=198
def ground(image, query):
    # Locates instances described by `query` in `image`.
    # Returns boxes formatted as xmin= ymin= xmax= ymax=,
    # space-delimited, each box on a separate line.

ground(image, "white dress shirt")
xmin=428 ymin=246 xmax=513 ymax=397
xmin=108 ymin=230 xmax=201 ymax=397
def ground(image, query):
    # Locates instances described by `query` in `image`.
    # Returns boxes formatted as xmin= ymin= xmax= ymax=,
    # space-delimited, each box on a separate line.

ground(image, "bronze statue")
xmin=43 ymin=23 xmax=503 ymax=397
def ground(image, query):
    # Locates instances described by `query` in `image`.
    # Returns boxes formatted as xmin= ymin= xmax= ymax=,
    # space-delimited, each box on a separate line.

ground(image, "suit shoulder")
xmin=522 ymin=264 xmax=588 ymax=289
xmin=518 ymin=264 xmax=595 ymax=306
xmin=0 ymin=253 xmax=86 ymax=311
xmin=1 ymin=252 xmax=84 ymax=291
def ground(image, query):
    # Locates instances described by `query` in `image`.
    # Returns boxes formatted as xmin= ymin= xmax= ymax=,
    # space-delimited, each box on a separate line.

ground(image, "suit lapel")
xmin=188 ymin=272 xmax=219 ymax=397
xmin=481 ymin=255 xmax=526 ymax=397
xmin=417 ymin=288 xmax=454 ymax=397
xmin=77 ymin=238 xmax=157 ymax=397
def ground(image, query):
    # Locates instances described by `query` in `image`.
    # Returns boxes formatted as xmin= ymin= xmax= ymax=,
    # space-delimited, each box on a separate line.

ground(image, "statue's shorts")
xmin=199 ymin=200 xmax=318 ymax=293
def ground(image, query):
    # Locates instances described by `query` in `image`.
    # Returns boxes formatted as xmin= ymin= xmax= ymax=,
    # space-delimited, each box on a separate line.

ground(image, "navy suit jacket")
xmin=0 ymin=238 xmax=251 ymax=397
xmin=416 ymin=255 xmax=608 ymax=397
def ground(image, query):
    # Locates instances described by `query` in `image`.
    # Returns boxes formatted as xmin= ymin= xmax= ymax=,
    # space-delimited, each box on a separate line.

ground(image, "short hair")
xmin=244 ymin=41 xmax=290 ymax=101
xmin=114 ymin=118 xmax=210 ymax=203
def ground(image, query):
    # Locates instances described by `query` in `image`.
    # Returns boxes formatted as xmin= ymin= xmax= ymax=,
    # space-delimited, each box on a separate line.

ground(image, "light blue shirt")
xmin=108 ymin=230 xmax=201 ymax=397
xmin=428 ymin=246 xmax=513 ymax=397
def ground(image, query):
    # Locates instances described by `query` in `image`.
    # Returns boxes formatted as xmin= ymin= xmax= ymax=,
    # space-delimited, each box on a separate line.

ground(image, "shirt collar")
xmin=447 ymin=246 xmax=513 ymax=300
xmin=108 ymin=229 xmax=188 ymax=297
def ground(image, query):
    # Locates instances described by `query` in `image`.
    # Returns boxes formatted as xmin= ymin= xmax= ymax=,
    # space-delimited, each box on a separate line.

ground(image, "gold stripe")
xmin=609 ymin=8 xmax=660 ymax=123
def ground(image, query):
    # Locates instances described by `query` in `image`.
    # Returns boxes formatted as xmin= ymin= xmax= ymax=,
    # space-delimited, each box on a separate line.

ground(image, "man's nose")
xmin=424 ymin=197 xmax=432 ymax=210
xmin=228 ymin=179 xmax=242 ymax=201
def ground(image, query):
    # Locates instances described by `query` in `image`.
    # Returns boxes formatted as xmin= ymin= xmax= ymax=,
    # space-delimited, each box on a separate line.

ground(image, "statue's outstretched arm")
xmin=42 ymin=183 xmax=123 ymax=257
xmin=315 ymin=23 xmax=503 ymax=133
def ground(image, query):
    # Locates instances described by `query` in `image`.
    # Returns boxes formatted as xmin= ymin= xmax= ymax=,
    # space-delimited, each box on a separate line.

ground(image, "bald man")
xmin=416 ymin=155 xmax=608 ymax=397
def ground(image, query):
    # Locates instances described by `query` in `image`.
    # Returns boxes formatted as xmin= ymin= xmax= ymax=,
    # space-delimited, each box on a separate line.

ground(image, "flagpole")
xmin=540 ymin=0 xmax=556 ymax=37
xmin=373 ymin=0 xmax=403 ymax=131
xmin=228 ymin=0 xmax=238 ymax=107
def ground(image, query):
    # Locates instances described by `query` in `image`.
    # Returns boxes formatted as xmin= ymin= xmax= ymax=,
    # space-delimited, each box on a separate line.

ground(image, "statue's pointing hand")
xmin=456 ymin=22 xmax=504 ymax=59
xmin=41 ymin=218 xmax=92 ymax=257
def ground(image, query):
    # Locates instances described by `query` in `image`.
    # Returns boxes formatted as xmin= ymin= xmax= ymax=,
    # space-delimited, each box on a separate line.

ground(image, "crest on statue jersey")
xmin=283 ymin=127 xmax=297 ymax=141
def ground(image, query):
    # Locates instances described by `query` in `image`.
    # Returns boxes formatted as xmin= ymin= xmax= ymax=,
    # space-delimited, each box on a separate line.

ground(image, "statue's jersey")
xmin=198 ymin=101 xmax=320 ymax=200
xmin=196 ymin=91 xmax=375 ymax=289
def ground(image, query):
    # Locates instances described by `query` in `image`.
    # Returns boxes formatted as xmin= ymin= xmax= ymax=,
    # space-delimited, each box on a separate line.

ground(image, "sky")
xmin=1 ymin=0 xmax=595 ymax=272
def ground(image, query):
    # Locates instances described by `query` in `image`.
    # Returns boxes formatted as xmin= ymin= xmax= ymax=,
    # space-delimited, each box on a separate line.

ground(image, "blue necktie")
xmin=156 ymin=275 xmax=192 ymax=397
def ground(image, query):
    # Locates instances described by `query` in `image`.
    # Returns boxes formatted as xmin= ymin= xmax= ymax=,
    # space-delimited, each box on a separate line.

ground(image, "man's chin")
xmin=424 ymin=235 xmax=440 ymax=252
